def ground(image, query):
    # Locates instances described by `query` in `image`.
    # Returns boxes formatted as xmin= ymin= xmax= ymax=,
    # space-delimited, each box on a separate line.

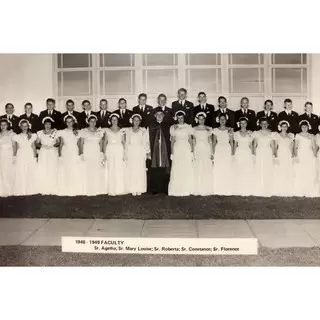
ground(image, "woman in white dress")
xmin=104 ymin=113 xmax=127 ymax=196
xmin=168 ymin=111 xmax=194 ymax=196
xmin=212 ymin=113 xmax=234 ymax=195
xmin=233 ymin=117 xmax=255 ymax=196
xmin=12 ymin=119 xmax=37 ymax=196
xmin=125 ymin=114 xmax=151 ymax=196
xmin=0 ymin=118 xmax=16 ymax=197
xmin=252 ymin=117 xmax=276 ymax=197
xmin=293 ymin=120 xmax=318 ymax=197
xmin=273 ymin=120 xmax=295 ymax=197
xmin=57 ymin=115 xmax=85 ymax=196
xmin=192 ymin=112 xmax=214 ymax=196
xmin=78 ymin=114 xmax=106 ymax=196
xmin=35 ymin=117 xmax=59 ymax=195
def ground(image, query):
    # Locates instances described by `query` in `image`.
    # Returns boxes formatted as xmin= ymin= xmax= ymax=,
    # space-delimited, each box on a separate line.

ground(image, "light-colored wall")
xmin=0 ymin=54 xmax=54 ymax=115
xmin=1 ymin=53 xmax=320 ymax=115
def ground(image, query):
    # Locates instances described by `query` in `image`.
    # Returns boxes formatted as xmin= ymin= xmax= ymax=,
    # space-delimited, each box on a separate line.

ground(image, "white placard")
xmin=62 ymin=237 xmax=258 ymax=255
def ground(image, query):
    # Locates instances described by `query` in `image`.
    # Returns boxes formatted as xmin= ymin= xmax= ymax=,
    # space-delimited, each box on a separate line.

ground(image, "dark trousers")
xmin=147 ymin=167 xmax=170 ymax=194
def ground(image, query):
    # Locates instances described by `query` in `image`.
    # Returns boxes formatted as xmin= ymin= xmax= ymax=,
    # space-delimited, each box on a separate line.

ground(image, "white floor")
xmin=0 ymin=218 xmax=320 ymax=248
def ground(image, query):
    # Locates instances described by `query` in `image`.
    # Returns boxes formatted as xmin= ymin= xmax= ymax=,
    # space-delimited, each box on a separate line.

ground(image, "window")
xmin=55 ymin=53 xmax=310 ymax=112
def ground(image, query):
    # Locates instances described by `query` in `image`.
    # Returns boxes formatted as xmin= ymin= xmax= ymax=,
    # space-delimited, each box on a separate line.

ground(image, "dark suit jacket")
xmin=212 ymin=108 xmax=236 ymax=129
xmin=256 ymin=111 xmax=278 ymax=132
xmin=39 ymin=109 xmax=63 ymax=130
xmin=171 ymin=100 xmax=194 ymax=125
xmin=152 ymin=106 xmax=174 ymax=126
xmin=235 ymin=109 xmax=256 ymax=131
xmin=61 ymin=111 xmax=81 ymax=128
xmin=194 ymin=104 xmax=215 ymax=127
xmin=112 ymin=109 xmax=133 ymax=128
xmin=278 ymin=110 xmax=300 ymax=134
xmin=132 ymin=105 xmax=154 ymax=128
xmin=78 ymin=111 xmax=96 ymax=129
xmin=0 ymin=114 xmax=20 ymax=133
xmin=298 ymin=113 xmax=318 ymax=135
xmin=19 ymin=113 xmax=40 ymax=133
xmin=95 ymin=110 xmax=111 ymax=128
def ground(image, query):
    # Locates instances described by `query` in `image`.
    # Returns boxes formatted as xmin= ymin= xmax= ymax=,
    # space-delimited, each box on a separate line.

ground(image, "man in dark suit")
xmin=95 ymin=99 xmax=111 ymax=128
xmin=212 ymin=96 xmax=236 ymax=129
xmin=171 ymin=88 xmax=194 ymax=125
xmin=19 ymin=102 xmax=40 ymax=133
xmin=299 ymin=101 xmax=318 ymax=135
xmin=112 ymin=98 xmax=133 ymax=128
xmin=39 ymin=98 xmax=63 ymax=130
xmin=61 ymin=99 xmax=81 ymax=128
xmin=152 ymin=94 xmax=174 ymax=125
xmin=256 ymin=100 xmax=278 ymax=132
xmin=194 ymin=91 xmax=215 ymax=127
xmin=235 ymin=97 xmax=256 ymax=131
xmin=1 ymin=103 xmax=20 ymax=133
xmin=132 ymin=93 xmax=153 ymax=127
xmin=278 ymin=98 xmax=300 ymax=134
xmin=78 ymin=100 xmax=95 ymax=129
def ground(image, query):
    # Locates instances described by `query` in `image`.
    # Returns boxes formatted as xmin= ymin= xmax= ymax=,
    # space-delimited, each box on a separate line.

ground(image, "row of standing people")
xmin=2 ymin=91 xmax=320 ymax=134
xmin=1 ymin=107 xmax=320 ymax=198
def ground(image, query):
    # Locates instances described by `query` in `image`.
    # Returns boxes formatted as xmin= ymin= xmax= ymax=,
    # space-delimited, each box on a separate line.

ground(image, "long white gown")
xmin=192 ymin=127 xmax=214 ymax=196
xmin=252 ymin=130 xmax=275 ymax=197
xmin=293 ymin=133 xmax=318 ymax=197
xmin=0 ymin=131 xmax=15 ymax=197
xmin=233 ymin=131 xmax=255 ymax=196
xmin=12 ymin=133 xmax=37 ymax=196
xmin=36 ymin=130 xmax=59 ymax=195
xmin=273 ymin=133 xmax=294 ymax=197
xmin=169 ymin=124 xmax=194 ymax=196
xmin=80 ymin=128 xmax=106 ymax=196
xmin=212 ymin=128 xmax=233 ymax=195
xmin=57 ymin=129 xmax=85 ymax=196
xmin=125 ymin=127 xmax=150 ymax=194
xmin=105 ymin=128 xmax=127 ymax=196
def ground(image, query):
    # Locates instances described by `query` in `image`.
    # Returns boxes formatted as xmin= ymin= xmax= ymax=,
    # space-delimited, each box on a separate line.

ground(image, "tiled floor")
xmin=0 ymin=218 xmax=319 ymax=248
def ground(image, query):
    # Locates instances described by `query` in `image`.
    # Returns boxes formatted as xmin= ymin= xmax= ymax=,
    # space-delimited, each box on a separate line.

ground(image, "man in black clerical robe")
xmin=147 ymin=110 xmax=171 ymax=194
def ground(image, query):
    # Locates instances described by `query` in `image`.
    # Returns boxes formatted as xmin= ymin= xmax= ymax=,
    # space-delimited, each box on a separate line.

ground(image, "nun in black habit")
xmin=147 ymin=109 xmax=172 ymax=194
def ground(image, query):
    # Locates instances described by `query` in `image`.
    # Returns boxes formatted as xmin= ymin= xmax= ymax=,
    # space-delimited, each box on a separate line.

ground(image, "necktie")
xmin=244 ymin=110 xmax=247 ymax=116
xmin=202 ymin=105 xmax=205 ymax=111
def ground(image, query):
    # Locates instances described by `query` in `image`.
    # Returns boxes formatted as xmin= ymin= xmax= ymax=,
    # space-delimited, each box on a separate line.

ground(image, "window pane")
xmin=58 ymin=54 xmax=91 ymax=68
xmin=143 ymin=54 xmax=177 ymax=66
xmin=100 ymin=70 xmax=134 ymax=94
xmin=58 ymin=71 xmax=92 ymax=96
xmin=187 ymin=54 xmax=221 ymax=65
xmin=143 ymin=69 xmax=177 ymax=94
xmin=186 ymin=69 xmax=220 ymax=93
xmin=229 ymin=54 xmax=263 ymax=64
xmin=100 ymin=54 xmax=134 ymax=67
xmin=272 ymin=54 xmax=306 ymax=64
xmin=229 ymin=68 xmax=264 ymax=93
xmin=273 ymin=68 xmax=307 ymax=93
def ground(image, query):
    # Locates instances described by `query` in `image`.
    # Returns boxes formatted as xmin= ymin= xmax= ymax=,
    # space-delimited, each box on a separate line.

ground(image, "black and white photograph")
xmin=1 ymin=52 xmax=320 ymax=266
xmin=1 ymin=1 xmax=320 ymax=319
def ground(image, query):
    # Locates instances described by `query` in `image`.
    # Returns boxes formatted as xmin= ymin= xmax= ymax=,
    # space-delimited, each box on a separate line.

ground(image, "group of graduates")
xmin=1 ymin=88 xmax=320 ymax=197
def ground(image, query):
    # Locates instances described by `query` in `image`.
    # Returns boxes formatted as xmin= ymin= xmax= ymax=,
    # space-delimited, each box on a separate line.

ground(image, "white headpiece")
xmin=173 ymin=110 xmax=186 ymax=121
xmin=194 ymin=112 xmax=207 ymax=124
xmin=19 ymin=119 xmax=32 ymax=129
xmin=216 ymin=113 xmax=229 ymax=124
xmin=237 ymin=117 xmax=249 ymax=128
xmin=63 ymin=114 xmax=77 ymax=123
xmin=299 ymin=120 xmax=312 ymax=131
xmin=277 ymin=120 xmax=290 ymax=132
xmin=108 ymin=113 xmax=120 ymax=125
xmin=129 ymin=113 xmax=142 ymax=124
xmin=42 ymin=116 xmax=55 ymax=124
xmin=86 ymin=114 xmax=98 ymax=124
